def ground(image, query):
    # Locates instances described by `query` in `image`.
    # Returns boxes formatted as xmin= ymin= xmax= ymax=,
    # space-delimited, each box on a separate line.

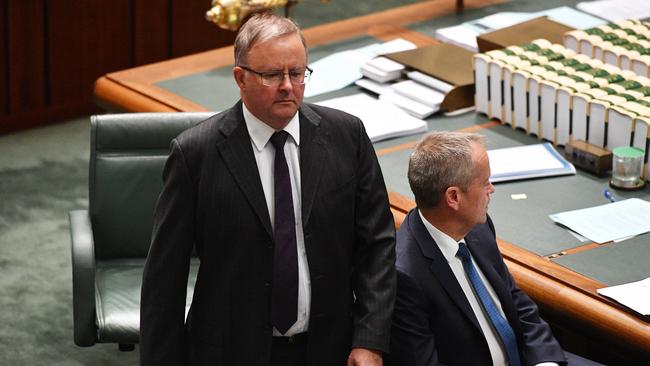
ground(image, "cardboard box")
xmin=477 ymin=17 xmax=575 ymax=53
xmin=384 ymin=42 xmax=475 ymax=112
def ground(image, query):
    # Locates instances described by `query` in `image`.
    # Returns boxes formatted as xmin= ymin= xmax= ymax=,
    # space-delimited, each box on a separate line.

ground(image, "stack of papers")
xmin=305 ymin=38 xmax=415 ymax=97
xmin=373 ymin=80 xmax=445 ymax=119
xmin=391 ymin=80 xmax=445 ymax=108
xmin=354 ymin=78 xmax=392 ymax=95
xmin=406 ymin=71 xmax=454 ymax=94
xmin=379 ymin=92 xmax=438 ymax=119
xmin=316 ymin=93 xmax=428 ymax=142
xmin=355 ymin=71 xmax=453 ymax=119
xmin=487 ymin=143 xmax=576 ymax=183
xmin=549 ymin=198 xmax=650 ymax=244
xmin=597 ymin=277 xmax=650 ymax=316
xmin=361 ymin=56 xmax=404 ymax=83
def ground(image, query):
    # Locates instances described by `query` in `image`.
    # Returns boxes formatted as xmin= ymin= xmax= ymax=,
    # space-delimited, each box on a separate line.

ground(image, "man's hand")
xmin=347 ymin=348 xmax=383 ymax=366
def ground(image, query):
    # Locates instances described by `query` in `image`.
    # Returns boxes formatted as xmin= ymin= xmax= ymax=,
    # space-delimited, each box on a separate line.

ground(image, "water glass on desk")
xmin=610 ymin=146 xmax=645 ymax=190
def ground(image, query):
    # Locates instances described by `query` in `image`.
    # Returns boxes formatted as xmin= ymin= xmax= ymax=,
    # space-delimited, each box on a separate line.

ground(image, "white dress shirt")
xmin=243 ymin=105 xmax=311 ymax=336
xmin=418 ymin=211 xmax=558 ymax=366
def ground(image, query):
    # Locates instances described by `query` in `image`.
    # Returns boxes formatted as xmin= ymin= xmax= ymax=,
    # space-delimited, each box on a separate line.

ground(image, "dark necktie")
xmin=269 ymin=131 xmax=298 ymax=334
xmin=457 ymin=242 xmax=521 ymax=366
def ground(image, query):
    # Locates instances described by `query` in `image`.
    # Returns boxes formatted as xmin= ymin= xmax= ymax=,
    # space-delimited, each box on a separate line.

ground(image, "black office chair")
xmin=69 ymin=112 xmax=213 ymax=350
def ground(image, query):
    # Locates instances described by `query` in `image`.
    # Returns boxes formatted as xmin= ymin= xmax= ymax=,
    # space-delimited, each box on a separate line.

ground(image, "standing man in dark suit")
xmin=140 ymin=12 xmax=396 ymax=366
xmin=388 ymin=131 xmax=601 ymax=366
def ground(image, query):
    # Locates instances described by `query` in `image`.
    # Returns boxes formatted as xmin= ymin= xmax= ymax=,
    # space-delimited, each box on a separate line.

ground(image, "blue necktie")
xmin=457 ymin=242 xmax=521 ymax=366
xmin=269 ymin=131 xmax=298 ymax=334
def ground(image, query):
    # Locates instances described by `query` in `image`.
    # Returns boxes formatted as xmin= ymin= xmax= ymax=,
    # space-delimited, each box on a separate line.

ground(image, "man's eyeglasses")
xmin=239 ymin=65 xmax=313 ymax=87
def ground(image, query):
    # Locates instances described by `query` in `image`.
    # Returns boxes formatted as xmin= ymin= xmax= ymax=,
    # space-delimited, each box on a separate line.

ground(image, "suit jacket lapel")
xmin=298 ymin=104 xmax=325 ymax=226
xmin=465 ymin=234 xmax=520 ymax=331
xmin=215 ymin=102 xmax=273 ymax=238
xmin=407 ymin=211 xmax=482 ymax=332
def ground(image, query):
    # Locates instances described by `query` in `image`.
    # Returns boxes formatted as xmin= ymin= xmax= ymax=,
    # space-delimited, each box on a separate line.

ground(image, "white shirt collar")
xmin=418 ymin=209 xmax=464 ymax=263
xmin=242 ymin=103 xmax=300 ymax=152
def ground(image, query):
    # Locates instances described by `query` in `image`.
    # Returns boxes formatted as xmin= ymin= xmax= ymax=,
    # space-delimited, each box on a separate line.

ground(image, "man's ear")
xmin=444 ymin=186 xmax=461 ymax=211
xmin=233 ymin=67 xmax=246 ymax=89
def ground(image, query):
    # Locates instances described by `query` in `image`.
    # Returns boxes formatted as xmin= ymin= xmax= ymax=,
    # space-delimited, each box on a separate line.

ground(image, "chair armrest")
xmin=69 ymin=209 xmax=97 ymax=347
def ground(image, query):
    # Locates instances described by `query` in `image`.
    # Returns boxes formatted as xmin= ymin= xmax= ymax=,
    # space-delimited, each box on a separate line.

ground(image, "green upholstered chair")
xmin=69 ymin=112 xmax=213 ymax=350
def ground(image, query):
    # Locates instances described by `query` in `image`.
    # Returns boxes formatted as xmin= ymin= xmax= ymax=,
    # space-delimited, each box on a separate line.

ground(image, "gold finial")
xmin=206 ymin=0 xmax=289 ymax=31
xmin=206 ymin=0 xmax=332 ymax=31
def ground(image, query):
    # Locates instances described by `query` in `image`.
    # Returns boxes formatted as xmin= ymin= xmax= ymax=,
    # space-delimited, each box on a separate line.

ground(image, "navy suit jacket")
xmin=387 ymin=209 xmax=566 ymax=366
xmin=140 ymin=102 xmax=396 ymax=365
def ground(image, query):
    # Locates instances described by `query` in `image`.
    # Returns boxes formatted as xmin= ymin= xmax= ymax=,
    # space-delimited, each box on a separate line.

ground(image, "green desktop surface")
xmin=553 ymin=234 xmax=650 ymax=287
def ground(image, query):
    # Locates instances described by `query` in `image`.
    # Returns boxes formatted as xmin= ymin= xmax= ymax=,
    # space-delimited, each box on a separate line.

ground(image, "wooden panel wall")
xmin=0 ymin=0 xmax=236 ymax=135
xmin=171 ymin=0 xmax=236 ymax=57
xmin=0 ymin=1 xmax=7 ymax=115
xmin=7 ymin=0 xmax=46 ymax=114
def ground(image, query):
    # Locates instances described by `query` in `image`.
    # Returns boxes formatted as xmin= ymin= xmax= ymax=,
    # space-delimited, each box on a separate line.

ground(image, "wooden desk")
xmin=94 ymin=0 xmax=650 ymax=363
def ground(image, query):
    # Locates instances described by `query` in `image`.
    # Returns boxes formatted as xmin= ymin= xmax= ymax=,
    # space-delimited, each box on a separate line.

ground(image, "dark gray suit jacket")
xmin=388 ymin=209 xmax=565 ymax=366
xmin=140 ymin=101 xmax=396 ymax=365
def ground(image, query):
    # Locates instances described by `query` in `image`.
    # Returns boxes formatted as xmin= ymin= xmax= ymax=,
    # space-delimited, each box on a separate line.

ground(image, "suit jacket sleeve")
xmin=485 ymin=218 xmax=566 ymax=365
xmin=140 ymin=139 xmax=195 ymax=365
xmin=350 ymin=119 xmax=397 ymax=352
xmin=505 ymin=269 xmax=566 ymax=365
xmin=389 ymin=269 xmax=449 ymax=366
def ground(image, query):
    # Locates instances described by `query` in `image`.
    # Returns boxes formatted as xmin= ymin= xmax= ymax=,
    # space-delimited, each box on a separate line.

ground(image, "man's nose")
xmin=278 ymin=73 xmax=293 ymax=90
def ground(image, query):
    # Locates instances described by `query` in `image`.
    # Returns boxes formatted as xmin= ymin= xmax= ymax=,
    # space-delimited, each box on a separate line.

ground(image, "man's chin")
xmin=272 ymin=105 xmax=298 ymax=118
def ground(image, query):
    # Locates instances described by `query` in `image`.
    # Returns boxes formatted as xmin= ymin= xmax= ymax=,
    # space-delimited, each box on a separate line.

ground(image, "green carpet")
xmin=0 ymin=118 xmax=139 ymax=364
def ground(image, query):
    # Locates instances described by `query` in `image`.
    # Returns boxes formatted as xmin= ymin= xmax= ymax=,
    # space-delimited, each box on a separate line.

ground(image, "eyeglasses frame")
xmin=238 ymin=65 xmax=313 ymax=86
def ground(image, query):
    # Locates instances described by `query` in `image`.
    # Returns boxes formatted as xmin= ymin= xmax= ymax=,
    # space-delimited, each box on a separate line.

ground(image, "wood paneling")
xmin=0 ymin=0 xmax=7 ymax=114
xmin=0 ymin=0 xmax=238 ymax=134
xmin=133 ymin=0 xmax=171 ymax=64
xmin=48 ymin=1 xmax=132 ymax=106
xmin=7 ymin=0 xmax=46 ymax=113
xmin=170 ymin=0 xmax=236 ymax=57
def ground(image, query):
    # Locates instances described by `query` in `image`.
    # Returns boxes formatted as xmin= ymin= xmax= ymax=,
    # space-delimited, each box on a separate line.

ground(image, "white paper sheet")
xmin=487 ymin=143 xmax=575 ymax=183
xmin=578 ymin=0 xmax=650 ymax=22
xmin=549 ymin=198 xmax=650 ymax=244
xmin=597 ymin=277 xmax=650 ymax=316
xmin=315 ymin=93 xmax=427 ymax=142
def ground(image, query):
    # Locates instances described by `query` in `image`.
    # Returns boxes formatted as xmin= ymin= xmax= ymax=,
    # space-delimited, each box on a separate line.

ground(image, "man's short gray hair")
xmin=234 ymin=12 xmax=307 ymax=66
xmin=408 ymin=131 xmax=486 ymax=209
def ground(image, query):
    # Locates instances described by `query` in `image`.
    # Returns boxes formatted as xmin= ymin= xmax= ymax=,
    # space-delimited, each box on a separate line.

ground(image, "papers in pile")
xmin=316 ymin=93 xmax=427 ymax=142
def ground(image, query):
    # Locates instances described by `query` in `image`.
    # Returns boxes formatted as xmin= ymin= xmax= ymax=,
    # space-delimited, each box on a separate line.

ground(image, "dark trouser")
xmin=271 ymin=333 xmax=308 ymax=366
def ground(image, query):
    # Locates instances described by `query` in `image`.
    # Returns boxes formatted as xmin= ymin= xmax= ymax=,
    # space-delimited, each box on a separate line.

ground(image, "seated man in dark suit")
xmin=387 ymin=131 xmax=602 ymax=366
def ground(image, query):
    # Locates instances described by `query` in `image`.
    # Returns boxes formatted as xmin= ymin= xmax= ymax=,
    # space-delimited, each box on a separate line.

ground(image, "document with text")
xmin=488 ymin=143 xmax=575 ymax=183
xmin=549 ymin=198 xmax=650 ymax=244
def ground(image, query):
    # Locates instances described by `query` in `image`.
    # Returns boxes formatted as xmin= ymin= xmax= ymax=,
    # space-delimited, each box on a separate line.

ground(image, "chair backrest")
xmin=89 ymin=112 xmax=214 ymax=260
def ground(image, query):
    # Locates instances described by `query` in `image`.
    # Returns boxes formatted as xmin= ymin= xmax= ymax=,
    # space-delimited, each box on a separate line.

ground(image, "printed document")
xmin=549 ymin=198 xmax=650 ymax=244
xmin=488 ymin=143 xmax=575 ymax=183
